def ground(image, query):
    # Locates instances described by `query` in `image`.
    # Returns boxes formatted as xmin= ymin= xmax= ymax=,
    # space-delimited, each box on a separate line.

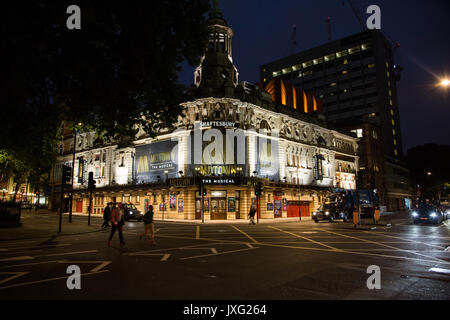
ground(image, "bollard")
xmin=353 ymin=210 xmax=360 ymax=228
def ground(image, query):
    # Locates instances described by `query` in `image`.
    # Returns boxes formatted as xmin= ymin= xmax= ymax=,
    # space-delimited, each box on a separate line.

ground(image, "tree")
xmin=2 ymin=1 xmax=210 ymax=146
xmin=406 ymin=144 xmax=450 ymax=201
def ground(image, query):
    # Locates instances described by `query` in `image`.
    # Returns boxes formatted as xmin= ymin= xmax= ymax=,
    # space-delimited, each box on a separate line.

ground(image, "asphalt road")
xmin=0 ymin=210 xmax=449 ymax=300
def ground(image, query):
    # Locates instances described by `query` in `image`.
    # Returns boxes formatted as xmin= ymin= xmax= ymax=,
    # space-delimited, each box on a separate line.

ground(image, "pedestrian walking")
xmin=102 ymin=202 xmax=112 ymax=228
xmin=108 ymin=203 xmax=125 ymax=247
xmin=139 ymin=205 xmax=155 ymax=245
xmin=248 ymin=206 xmax=256 ymax=225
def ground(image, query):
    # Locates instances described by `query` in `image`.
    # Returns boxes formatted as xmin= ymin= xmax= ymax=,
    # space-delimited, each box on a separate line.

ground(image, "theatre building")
xmin=50 ymin=6 xmax=359 ymax=221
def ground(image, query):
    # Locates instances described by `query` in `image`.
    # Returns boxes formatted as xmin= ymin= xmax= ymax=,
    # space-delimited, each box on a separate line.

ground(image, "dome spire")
xmin=210 ymin=0 xmax=223 ymax=18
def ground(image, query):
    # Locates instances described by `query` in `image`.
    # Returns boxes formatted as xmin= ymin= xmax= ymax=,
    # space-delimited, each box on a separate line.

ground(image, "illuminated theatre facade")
xmin=51 ymin=6 xmax=358 ymax=221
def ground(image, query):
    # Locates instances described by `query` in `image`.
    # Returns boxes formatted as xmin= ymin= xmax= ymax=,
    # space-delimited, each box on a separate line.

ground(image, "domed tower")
xmin=194 ymin=0 xmax=239 ymax=98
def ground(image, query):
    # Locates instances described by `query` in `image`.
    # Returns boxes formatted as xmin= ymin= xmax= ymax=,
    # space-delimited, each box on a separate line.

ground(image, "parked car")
xmin=313 ymin=201 xmax=348 ymax=223
xmin=411 ymin=205 xmax=445 ymax=224
xmin=113 ymin=202 xmax=143 ymax=222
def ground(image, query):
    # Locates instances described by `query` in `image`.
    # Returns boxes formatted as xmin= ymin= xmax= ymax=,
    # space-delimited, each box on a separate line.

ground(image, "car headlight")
xmin=129 ymin=211 xmax=133 ymax=214
xmin=430 ymin=212 xmax=437 ymax=218
xmin=313 ymin=212 xmax=317 ymax=215
xmin=412 ymin=212 xmax=418 ymax=217
xmin=325 ymin=211 xmax=330 ymax=216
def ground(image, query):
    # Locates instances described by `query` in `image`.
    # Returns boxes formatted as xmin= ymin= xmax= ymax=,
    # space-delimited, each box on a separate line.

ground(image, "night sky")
xmin=179 ymin=0 xmax=450 ymax=154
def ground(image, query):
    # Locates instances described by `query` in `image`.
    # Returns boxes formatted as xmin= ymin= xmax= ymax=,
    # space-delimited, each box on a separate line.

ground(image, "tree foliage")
xmin=406 ymin=144 xmax=450 ymax=199
xmin=1 ymin=1 xmax=210 ymax=181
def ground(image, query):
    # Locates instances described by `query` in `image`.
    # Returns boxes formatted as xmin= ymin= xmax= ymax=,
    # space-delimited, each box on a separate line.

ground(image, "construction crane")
xmin=326 ymin=16 xmax=332 ymax=41
xmin=290 ymin=24 xmax=297 ymax=55
xmin=344 ymin=0 xmax=403 ymax=80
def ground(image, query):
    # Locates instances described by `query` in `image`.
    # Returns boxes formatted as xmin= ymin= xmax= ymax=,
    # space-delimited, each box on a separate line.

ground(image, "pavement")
xmin=0 ymin=209 xmax=449 ymax=300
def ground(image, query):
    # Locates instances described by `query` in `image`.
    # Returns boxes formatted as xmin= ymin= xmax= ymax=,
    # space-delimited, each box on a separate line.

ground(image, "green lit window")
xmin=387 ymin=71 xmax=390 ymax=77
xmin=390 ymin=109 xmax=394 ymax=116
xmin=393 ymin=139 xmax=397 ymax=145
xmin=273 ymin=71 xmax=281 ymax=77
xmin=330 ymin=82 xmax=337 ymax=87
xmin=349 ymin=46 xmax=361 ymax=54
xmin=394 ymin=150 xmax=398 ymax=156
xmin=302 ymin=60 xmax=313 ymax=68
xmin=390 ymin=100 xmax=393 ymax=106
xmin=282 ymin=67 xmax=292 ymax=74
xmin=393 ymin=129 xmax=396 ymax=135
xmin=324 ymin=53 xmax=336 ymax=61
xmin=361 ymin=43 xmax=371 ymax=51
xmin=292 ymin=64 xmax=301 ymax=71
xmin=313 ymin=57 xmax=324 ymax=65
xmin=337 ymin=50 xmax=348 ymax=58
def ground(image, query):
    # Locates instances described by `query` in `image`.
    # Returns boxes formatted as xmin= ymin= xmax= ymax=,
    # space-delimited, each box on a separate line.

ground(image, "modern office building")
xmin=260 ymin=30 xmax=414 ymax=210
xmin=49 ymin=7 xmax=359 ymax=221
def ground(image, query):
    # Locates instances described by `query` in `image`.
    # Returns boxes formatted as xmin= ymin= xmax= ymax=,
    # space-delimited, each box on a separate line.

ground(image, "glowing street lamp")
xmin=440 ymin=79 xmax=450 ymax=87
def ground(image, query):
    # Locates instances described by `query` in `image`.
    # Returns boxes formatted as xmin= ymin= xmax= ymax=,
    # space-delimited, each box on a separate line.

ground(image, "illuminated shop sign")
xmin=135 ymin=140 xmax=178 ymax=183
xmin=202 ymin=178 xmax=237 ymax=185
xmin=194 ymin=165 xmax=244 ymax=176
xmin=313 ymin=155 xmax=324 ymax=181
xmin=201 ymin=121 xmax=237 ymax=128
xmin=256 ymin=136 xmax=280 ymax=181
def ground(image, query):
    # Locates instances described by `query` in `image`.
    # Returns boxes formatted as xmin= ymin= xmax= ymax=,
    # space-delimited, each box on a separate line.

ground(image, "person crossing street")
xmin=139 ymin=205 xmax=155 ymax=245
xmin=108 ymin=203 xmax=125 ymax=247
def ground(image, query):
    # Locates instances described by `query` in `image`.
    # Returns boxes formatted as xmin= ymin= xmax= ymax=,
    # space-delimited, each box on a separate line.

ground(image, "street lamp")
xmin=440 ymin=79 xmax=450 ymax=87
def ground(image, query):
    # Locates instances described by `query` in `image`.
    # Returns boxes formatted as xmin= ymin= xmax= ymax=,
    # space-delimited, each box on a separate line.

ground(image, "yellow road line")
xmin=0 ymin=270 xmax=108 ymax=290
xmin=180 ymin=247 xmax=257 ymax=261
xmin=363 ymin=231 xmax=446 ymax=250
xmin=154 ymin=234 xmax=450 ymax=265
xmin=231 ymin=225 xmax=258 ymax=243
xmin=269 ymin=226 xmax=342 ymax=252
xmin=320 ymin=229 xmax=448 ymax=264
xmin=320 ymin=229 xmax=400 ymax=250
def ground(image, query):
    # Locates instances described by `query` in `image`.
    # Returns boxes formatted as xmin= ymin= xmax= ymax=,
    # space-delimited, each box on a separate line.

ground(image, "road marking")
xmin=126 ymin=253 xmax=171 ymax=261
xmin=0 ymin=260 xmax=61 ymax=269
xmin=1 ymin=243 xmax=72 ymax=251
xmin=429 ymin=268 xmax=450 ymax=275
xmin=320 ymin=229 xmax=402 ymax=250
xmin=0 ymin=270 xmax=108 ymax=290
xmin=363 ymin=231 xmax=446 ymax=250
xmin=57 ymin=260 xmax=112 ymax=273
xmin=269 ymin=226 xmax=342 ymax=252
xmin=320 ymin=229 xmax=448 ymax=264
xmin=0 ymin=256 xmax=33 ymax=262
xmin=0 ymin=272 xmax=29 ymax=285
xmin=231 ymin=225 xmax=257 ymax=243
xmin=179 ymin=247 xmax=218 ymax=254
xmin=180 ymin=247 xmax=258 ymax=261
xmin=196 ymin=226 xmax=200 ymax=239
xmin=154 ymin=233 xmax=450 ymax=265
xmin=0 ymin=250 xmax=98 ymax=262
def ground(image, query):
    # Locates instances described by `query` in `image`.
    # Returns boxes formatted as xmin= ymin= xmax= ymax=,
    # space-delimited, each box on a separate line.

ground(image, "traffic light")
xmin=202 ymin=188 xmax=207 ymax=196
xmin=62 ymin=165 xmax=72 ymax=187
xmin=254 ymin=183 xmax=263 ymax=196
xmin=88 ymin=171 xmax=96 ymax=191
